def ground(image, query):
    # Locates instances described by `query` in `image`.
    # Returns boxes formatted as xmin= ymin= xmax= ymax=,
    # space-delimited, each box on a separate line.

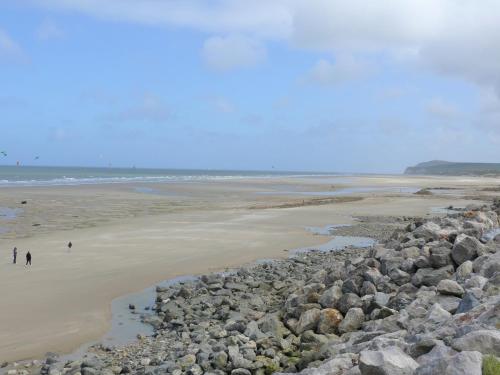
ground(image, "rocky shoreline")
xmin=3 ymin=202 xmax=500 ymax=375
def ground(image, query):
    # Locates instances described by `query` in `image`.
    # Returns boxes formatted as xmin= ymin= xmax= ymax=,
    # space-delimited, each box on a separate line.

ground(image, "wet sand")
xmin=0 ymin=175 xmax=498 ymax=362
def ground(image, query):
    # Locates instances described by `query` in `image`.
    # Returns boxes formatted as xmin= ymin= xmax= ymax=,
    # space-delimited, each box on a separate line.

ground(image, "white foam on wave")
xmin=0 ymin=173 xmax=316 ymax=187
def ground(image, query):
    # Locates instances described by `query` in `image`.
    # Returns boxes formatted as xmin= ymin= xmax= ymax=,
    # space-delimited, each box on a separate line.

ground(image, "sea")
xmin=0 ymin=165 xmax=335 ymax=187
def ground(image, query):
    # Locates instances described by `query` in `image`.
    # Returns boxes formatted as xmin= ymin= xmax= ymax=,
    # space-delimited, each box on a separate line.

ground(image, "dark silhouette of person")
xmin=68 ymin=241 xmax=72 ymax=250
xmin=26 ymin=251 xmax=32 ymax=266
xmin=13 ymin=247 xmax=17 ymax=264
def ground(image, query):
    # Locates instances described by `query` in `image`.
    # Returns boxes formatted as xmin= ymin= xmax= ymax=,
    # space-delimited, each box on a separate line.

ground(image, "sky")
xmin=0 ymin=0 xmax=499 ymax=173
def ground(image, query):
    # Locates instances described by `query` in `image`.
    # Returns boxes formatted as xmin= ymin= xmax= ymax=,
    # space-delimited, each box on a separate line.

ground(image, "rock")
xmin=451 ymin=330 xmax=500 ymax=356
xmin=213 ymin=351 xmax=228 ymax=370
xmin=295 ymin=308 xmax=321 ymax=334
xmin=360 ymin=281 xmax=377 ymax=296
xmin=435 ymin=295 xmax=460 ymax=313
xmin=436 ymin=279 xmax=464 ymax=297
xmin=228 ymin=346 xmax=254 ymax=370
xmin=411 ymin=266 xmax=454 ymax=287
xmin=426 ymin=303 xmax=451 ymax=324
xmin=301 ymin=330 xmax=329 ymax=347
xmin=179 ymin=354 xmax=196 ymax=369
xmin=258 ymin=314 xmax=289 ymax=339
xmin=342 ymin=278 xmax=361 ymax=295
xmin=373 ymin=292 xmax=391 ymax=308
xmin=401 ymin=246 xmax=421 ymax=259
xmin=455 ymin=292 xmax=480 ymax=314
xmin=473 ymin=252 xmax=500 ymax=278
xmin=413 ymin=222 xmax=442 ymax=241
xmin=452 ymin=234 xmax=483 ymax=265
xmin=245 ymin=320 xmax=267 ymax=340
xmin=231 ymin=369 xmax=251 ymax=375
xmin=414 ymin=256 xmax=430 ymax=269
xmin=359 ymin=347 xmax=419 ymax=375
xmin=388 ymin=268 xmax=411 ymax=286
xmin=317 ymin=308 xmax=343 ymax=334
xmin=187 ymin=364 xmax=203 ymax=375
xmin=429 ymin=247 xmax=452 ymax=268
xmin=338 ymin=293 xmax=363 ymax=314
xmin=415 ymin=350 xmax=482 ymax=375
xmin=455 ymin=260 xmax=473 ymax=280
xmin=283 ymin=353 xmax=357 ymax=375
xmin=318 ymin=286 xmax=343 ymax=308
xmin=338 ymin=308 xmax=365 ymax=334
xmin=364 ymin=268 xmax=384 ymax=285
xmin=442 ymin=351 xmax=482 ymax=375
xmin=408 ymin=338 xmax=440 ymax=358
xmin=381 ymin=256 xmax=405 ymax=275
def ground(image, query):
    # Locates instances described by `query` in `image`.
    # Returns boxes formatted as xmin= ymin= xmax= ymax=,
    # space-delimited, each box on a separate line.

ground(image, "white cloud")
xmin=101 ymin=93 xmax=170 ymax=124
xmin=36 ymin=19 xmax=64 ymax=40
xmin=291 ymin=0 xmax=500 ymax=93
xmin=426 ymin=97 xmax=460 ymax=120
xmin=306 ymin=54 xmax=372 ymax=86
xmin=202 ymin=34 xmax=266 ymax=71
xmin=241 ymin=113 xmax=263 ymax=126
xmin=25 ymin=0 xmax=500 ymax=94
xmin=201 ymin=95 xmax=235 ymax=113
xmin=29 ymin=0 xmax=293 ymax=39
xmin=0 ymin=29 xmax=25 ymax=63
xmin=477 ymin=89 xmax=500 ymax=132
xmin=211 ymin=96 xmax=235 ymax=113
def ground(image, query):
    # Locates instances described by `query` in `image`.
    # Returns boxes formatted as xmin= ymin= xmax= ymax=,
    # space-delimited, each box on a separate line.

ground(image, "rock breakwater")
xmin=4 ymin=201 xmax=500 ymax=375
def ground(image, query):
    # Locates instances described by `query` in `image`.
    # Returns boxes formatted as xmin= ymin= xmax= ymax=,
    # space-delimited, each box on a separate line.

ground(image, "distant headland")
xmin=405 ymin=160 xmax=500 ymax=176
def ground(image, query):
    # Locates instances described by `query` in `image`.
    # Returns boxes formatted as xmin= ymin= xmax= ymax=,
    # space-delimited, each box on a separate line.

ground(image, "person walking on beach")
xmin=68 ymin=241 xmax=72 ymax=251
xmin=26 ymin=251 xmax=31 ymax=266
xmin=13 ymin=247 xmax=17 ymax=264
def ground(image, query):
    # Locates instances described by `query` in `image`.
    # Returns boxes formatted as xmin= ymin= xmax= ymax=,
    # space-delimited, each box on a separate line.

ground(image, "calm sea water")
xmin=0 ymin=165 xmax=334 ymax=187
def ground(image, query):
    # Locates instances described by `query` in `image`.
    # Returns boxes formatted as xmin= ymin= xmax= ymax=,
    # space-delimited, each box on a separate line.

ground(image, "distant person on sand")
xmin=26 ymin=251 xmax=31 ymax=266
xmin=13 ymin=247 xmax=17 ymax=264
xmin=68 ymin=241 xmax=72 ymax=250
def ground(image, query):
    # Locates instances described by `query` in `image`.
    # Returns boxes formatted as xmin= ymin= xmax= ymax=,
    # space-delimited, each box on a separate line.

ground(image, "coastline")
xmin=3 ymin=199 xmax=498 ymax=375
xmin=0 ymin=175 xmax=498 ymax=363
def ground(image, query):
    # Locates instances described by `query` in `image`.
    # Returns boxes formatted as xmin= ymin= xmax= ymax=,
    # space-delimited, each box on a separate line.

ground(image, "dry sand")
xmin=0 ymin=175 xmax=498 ymax=362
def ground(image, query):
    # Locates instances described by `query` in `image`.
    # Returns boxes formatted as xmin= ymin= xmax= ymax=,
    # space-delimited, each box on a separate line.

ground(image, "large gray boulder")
xmin=388 ymin=268 xmax=411 ymax=286
xmin=295 ymin=308 xmax=321 ymax=334
xmin=338 ymin=293 xmax=363 ymax=314
xmin=436 ymin=279 xmax=464 ymax=297
xmin=279 ymin=353 xmax=357 ymax=375
xmin=455 ymin=260 xmax=473 ymax=281
xmin=415 ymin=350 xmax=482 ymax=375
xmin=413 ymin=222 xmax=442 ymax=241
xmin=359 ymin=347 xmax=419 ymax=375
xmin=426 ymin=303 xmax=451 ymax=324
xmin=429 ymin=247 xmax=452 ymax=268
xmin=338 ymin=308 xmax=365 ymax=334
xmin=473 ymin=252 xmax=500 ymax=278
xmin=258 ymin=313 xmax=289 ymax=339
xmin=228 ymin=346 xmax=253 ymax=369
xmin=364 ymin=268 xmax=384 ymax=284
xmin=318 ymin=286 xmax=343 ymax=308
xmin=451 ymin=330 xmax=500 ymax=356
xmin=412 ymin=266 xmax=454 ymax=287
xmin=277 ymin=353 xmax=357 ymax=375
xmin=452 ymin=234 xmax=483 ymax=265
xmin=455 ymin=292 xmax=480 ymax=314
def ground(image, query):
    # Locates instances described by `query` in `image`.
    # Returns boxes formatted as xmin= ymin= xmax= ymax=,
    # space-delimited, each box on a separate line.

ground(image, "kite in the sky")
xmin=34 ymin=156 xmax=40 ymax=160
xmin=1 ymin=151 xmax=7 ymax=157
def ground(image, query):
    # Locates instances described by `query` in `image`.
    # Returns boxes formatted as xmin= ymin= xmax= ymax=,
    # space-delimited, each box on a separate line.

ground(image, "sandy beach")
xmin=1 ymin=174 xmax=499 ymax=362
